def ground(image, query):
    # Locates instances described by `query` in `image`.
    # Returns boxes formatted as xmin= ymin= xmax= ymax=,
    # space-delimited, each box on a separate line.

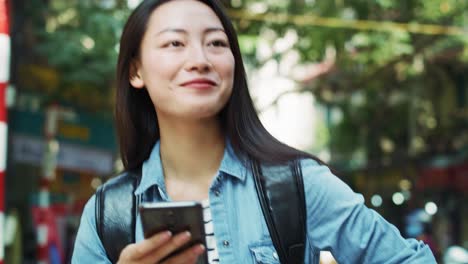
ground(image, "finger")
xmin=162 ymin=244 xmax=205 ymax=264
xmin=145 ymin=231 xmax=192 ymax=263
xmin=119 ymin=231 xmax=172 ymax=261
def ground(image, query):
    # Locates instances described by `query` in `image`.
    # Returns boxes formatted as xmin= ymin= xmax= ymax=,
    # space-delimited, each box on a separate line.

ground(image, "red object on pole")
xmin=0 ymin=0 xmax=10 ymax=263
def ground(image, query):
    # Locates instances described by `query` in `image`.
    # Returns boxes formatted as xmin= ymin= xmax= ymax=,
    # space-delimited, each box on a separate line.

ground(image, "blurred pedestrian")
xmin=72 ymin=0 xmax=437 ymax=263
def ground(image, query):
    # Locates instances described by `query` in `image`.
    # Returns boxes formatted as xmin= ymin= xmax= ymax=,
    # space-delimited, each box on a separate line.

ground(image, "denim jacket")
xmin=72 ymin=142 xmax=436 ymax=263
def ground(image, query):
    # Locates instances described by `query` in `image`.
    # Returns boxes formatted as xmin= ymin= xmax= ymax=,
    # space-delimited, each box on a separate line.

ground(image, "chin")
xmin=190 ymin=110 xmax=221 ymax=120
xmin=181 ymin=106 xmax=223 ymax=120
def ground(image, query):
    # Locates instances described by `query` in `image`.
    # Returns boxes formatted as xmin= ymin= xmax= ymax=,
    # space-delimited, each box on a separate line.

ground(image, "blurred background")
xmin=0 ymin=0 xmax=467 ymax=263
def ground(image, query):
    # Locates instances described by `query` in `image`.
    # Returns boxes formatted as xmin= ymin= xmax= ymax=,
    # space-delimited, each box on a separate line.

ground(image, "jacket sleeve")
xmin=72 ymin=195 xmax=112 ymax=264
xmin=301 ymin=159 xmax=437 ymax=263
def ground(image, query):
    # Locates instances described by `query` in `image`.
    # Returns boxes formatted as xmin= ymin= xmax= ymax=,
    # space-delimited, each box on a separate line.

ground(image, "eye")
xmin=164 ymin=40 xmax=184 ymax=48
xmin=208 ymin=40 xmax=229 ymax=48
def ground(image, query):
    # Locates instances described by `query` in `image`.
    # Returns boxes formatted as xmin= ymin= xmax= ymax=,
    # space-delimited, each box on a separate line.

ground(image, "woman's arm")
xmin=72 ymin=195 xmax=204 ymax=264
xmin=301 ymin=159 xmax=436 ymax=263
xmin=72 ymin=195 xmax=111 ymax=263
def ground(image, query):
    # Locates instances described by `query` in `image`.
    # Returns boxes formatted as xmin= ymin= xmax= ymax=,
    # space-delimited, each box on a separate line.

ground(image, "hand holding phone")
xmin=116 ymin=230 xmax=205 ymax=264
xmin=138 ymin=201 xmax=209 ymax=264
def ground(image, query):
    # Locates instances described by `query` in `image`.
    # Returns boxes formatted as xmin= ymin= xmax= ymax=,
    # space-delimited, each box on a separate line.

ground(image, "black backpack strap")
xmin=251 ymin=159 xmax=306 ymax=264
xmin=95 ymin=168 xmax=141 ymax=263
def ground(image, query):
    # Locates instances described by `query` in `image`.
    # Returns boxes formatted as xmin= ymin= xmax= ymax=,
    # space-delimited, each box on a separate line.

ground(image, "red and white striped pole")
xmin=0 ymin=0 xmax=10 ymax=263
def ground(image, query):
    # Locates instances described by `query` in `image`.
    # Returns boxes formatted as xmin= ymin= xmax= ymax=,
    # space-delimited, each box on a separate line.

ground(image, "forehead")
xmin=148 ymin=0 xmax=224 ymax=31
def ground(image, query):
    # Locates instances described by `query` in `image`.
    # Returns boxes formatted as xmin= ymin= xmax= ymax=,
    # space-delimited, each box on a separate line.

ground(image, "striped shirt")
xmin=202 ymin=199 xmax=219 ymax=263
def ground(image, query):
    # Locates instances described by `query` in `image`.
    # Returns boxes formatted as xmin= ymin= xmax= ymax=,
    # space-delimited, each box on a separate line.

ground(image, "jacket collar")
xmin=134 ymin=140 xmax=247 ymax=195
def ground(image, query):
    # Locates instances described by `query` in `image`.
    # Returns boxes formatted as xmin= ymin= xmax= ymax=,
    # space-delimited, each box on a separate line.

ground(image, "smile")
xmin=180 ymin=78 xmax=217 ymax=90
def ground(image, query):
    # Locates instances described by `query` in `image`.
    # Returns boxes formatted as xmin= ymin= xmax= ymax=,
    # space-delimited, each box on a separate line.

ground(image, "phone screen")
xmin=139 ymin=201 xmax=208 ymax=264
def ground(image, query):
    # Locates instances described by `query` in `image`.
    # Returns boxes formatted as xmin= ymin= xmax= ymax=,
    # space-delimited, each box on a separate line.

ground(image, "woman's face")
xmin=130 ymin=0 xmax=235 ymax=121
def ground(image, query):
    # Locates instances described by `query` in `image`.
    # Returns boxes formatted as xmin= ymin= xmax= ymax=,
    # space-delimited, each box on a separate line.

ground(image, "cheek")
xmin=216 ymin=55 xmax=235 ymax=82
xmin=142 ymin=53 xmax=181 ymax=82
xmin=219 ymin=56 xmax=235 ymax=102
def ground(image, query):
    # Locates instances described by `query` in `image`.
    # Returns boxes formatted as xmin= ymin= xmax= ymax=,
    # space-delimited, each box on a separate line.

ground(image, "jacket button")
xmin=222 ymin=240 xmax=230 ymax=247
xmin=214 ymin=190 xmax=221 ymax=196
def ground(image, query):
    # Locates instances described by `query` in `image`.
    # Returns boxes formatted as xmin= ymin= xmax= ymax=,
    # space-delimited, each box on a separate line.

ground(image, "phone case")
xmin=139 ymin=201 xmax=208 ymax=264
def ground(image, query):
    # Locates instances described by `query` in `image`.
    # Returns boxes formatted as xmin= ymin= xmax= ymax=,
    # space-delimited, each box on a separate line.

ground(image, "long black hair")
xmin=115 ymin=0 xmax=323 ymax=170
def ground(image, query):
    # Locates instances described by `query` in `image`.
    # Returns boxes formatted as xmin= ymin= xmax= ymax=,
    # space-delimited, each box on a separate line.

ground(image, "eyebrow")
xmin=154 ymin=27 xmax=226 ymax=36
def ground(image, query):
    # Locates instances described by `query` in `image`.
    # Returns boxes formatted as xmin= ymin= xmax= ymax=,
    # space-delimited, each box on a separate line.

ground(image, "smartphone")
xmin=139 ymin=201 xmax=208 ymax=264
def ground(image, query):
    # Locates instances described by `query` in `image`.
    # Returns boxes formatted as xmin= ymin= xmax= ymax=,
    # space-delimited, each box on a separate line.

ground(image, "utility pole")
xmin=36 ymin=105 xmax=75 ymax=264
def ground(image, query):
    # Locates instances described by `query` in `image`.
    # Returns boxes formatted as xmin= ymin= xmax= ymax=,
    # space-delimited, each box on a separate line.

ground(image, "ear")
xmin=129 ymin=60 xmax=145 ymax=89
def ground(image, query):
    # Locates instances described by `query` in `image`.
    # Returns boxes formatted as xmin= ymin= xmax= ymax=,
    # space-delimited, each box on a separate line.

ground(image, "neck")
xmin=159 ymin=117 xmax=225 ymax=183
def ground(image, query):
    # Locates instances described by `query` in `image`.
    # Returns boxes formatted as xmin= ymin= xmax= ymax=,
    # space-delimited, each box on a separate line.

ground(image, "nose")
xmin=184 ymin=44 xmax=212 ymax=73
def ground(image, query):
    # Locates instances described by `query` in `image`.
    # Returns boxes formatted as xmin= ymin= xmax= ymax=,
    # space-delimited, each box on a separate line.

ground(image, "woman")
xmin=72 ymin=0 xmax=436 ymax=263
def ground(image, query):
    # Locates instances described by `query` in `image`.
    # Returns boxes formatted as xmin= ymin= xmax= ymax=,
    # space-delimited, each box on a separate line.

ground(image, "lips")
xmin=180 ymin=78 xmax=217 ymax=89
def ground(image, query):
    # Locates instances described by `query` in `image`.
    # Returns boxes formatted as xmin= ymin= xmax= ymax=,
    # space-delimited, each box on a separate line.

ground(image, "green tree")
xmin=16 ymin=0 xmax=130 ymax=112
xmin=17 ymin=0 xmax=468 ymax=168
xmin=226 ymin=0 xmax=468 ymax=169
